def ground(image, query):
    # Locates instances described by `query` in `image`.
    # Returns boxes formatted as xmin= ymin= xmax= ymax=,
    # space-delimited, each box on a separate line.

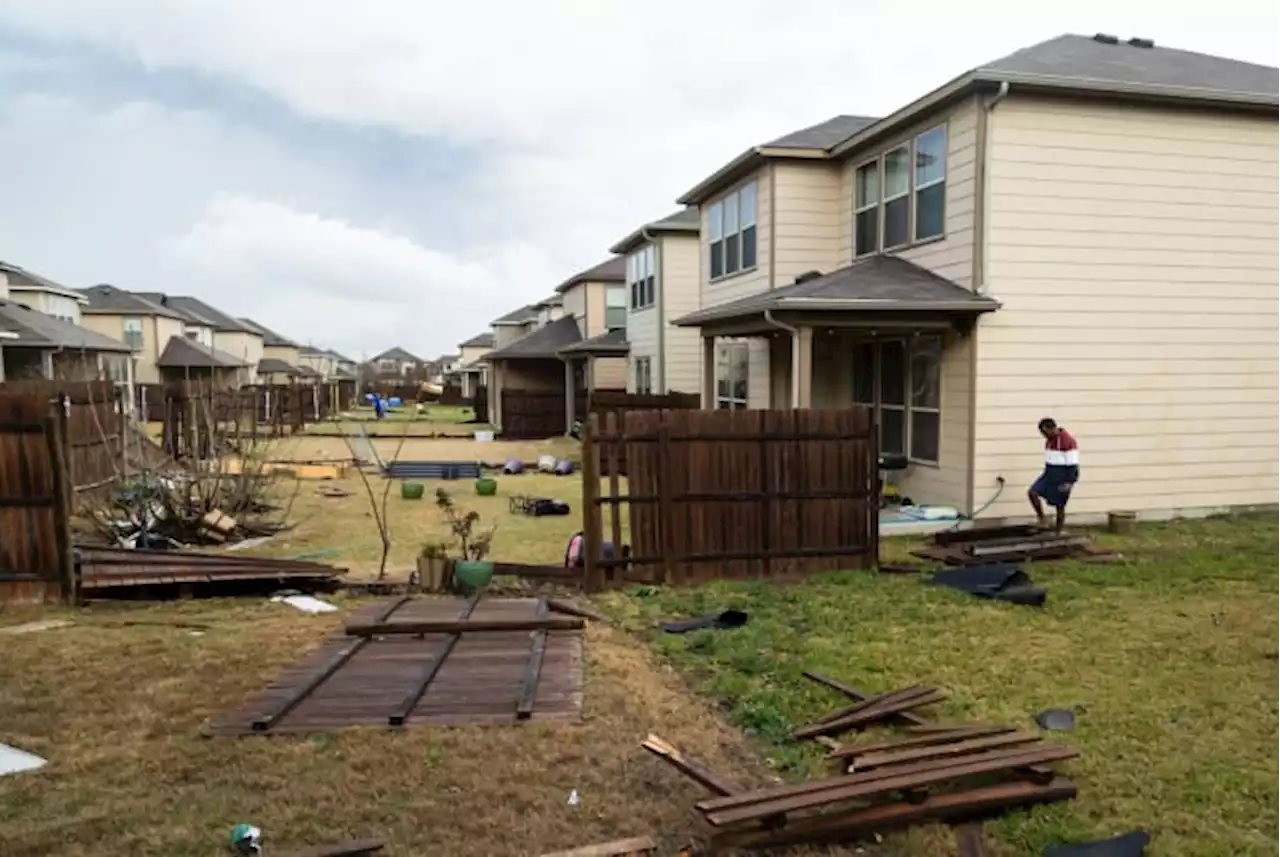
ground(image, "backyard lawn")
xmin=601 ymin=514 xmax=1280 ymax=856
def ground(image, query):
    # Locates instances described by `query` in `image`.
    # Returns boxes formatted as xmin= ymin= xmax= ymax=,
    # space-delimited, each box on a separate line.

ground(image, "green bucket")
xmin=474 ymin=477 xmax=498 ymax=496
xmin=400 ymin=482 xmax=425 ymax=500
xmin=453 ymin=560 xmax=494 ymax=592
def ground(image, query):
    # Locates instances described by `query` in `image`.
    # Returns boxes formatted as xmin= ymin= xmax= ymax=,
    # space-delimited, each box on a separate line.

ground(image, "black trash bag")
xmin=1044 ymin=830 xmax=1151 ymax=857
xmin=660 ymin=609 xmax=749 ymax=634
xmin=929 ymin=564 xmax=1047 ymax=608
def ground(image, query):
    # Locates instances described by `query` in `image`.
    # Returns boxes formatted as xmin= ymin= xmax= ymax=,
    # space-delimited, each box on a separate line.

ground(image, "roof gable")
xmin=238 ymin=317 xmax=298 ymax=348
xmin=554 ymin=257 xmax=625 ymax=293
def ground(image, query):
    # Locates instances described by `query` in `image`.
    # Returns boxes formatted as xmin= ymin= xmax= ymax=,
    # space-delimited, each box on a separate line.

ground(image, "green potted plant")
xmin=435 ymin=487 xmax=497 ymax=593
xmin=415 ymin=540 xmax=451 ymax=592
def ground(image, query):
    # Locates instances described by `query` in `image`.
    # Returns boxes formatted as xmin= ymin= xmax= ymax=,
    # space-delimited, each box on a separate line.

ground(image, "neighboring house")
xmin=325 ymin=349 xmax=358 ymax=378
xmin=0 ymin=263 xmax=134 ymax=383
xmin=133 ymin=294 xmax=263 ymax=385
xmin=484 ymin=257 xmax=629 ymax=430
xmin=608 ymin=207 xmax=702 ymax=395
xmin=238 ymin=318 xmax=303 ymax=380
xmin=368 ymin=346 xmax=423 ymax=378
xmin=454 ymin=331 xmax=494 ymax=399
xmin=155 ymin=336 xmax=245 ymax=387
xmin=77 ymin=284 xmax=189 ymax=385
xmin=669 ymin=33 xmax=1278 ymax=522
xmin=298 ymin=346 xmax=336 ymax=380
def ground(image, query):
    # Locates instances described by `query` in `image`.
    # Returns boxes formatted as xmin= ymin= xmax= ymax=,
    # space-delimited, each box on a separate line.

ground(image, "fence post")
xmin=580 ymin=414 xmax=603 ymax=593
xmin=47 ymin=404 xmax=75 ymax=604
xmin=657 ymin=419 xmax=676 ymax=586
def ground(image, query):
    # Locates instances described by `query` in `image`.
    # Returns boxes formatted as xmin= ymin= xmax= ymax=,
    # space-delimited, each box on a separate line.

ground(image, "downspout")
xmin=762 ymin=308 xmax=799 ymax=408
xmin=965 ymin=79 xmax=1010 ymax=519
xmin=641 ymin=225 xmax=663 ymax=393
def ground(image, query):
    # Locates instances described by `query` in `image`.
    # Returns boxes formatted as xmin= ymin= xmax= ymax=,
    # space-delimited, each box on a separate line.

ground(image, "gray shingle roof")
xmin=158 ymin=296 xmax=257 ymax=333
xmin=491 ymin=304 xmax=540 ymax=326
xmin=979 ymin=34 xmax=1278 ymax=100
xmin=257 ymin=357 xmax=298 ymax=375
xmin=764 ymin=115 xmax=880 ymax=149
xmin=609 ymin=207 xmax=702 ymax=254
xmin=370 ymin=346 xmax=421 ymax=363
xmin=78 ymin=284 xmax=184 ymax=319
xmin=672 ymin=256 xmax=1000 ymax=326
xmin=324 ymin=348 xmax=355 ymax=363
xmin=557 ymin=328 xmax=629 ymax=356
xmin=458 ymin=331 xmax=495 ymax=348
xmin=157 ymin=336 xmax=245 ymax=368
xmin=484 ymin=315 xmax=582 ymax=360
xmin=0 ymin=300 xmax=134 ymax=352
xmin=237 ymin=317 xmax=299 ymax=348
xmin=554 ymin=257 xmax=626 ymax=294
xmin=0 ymin=261 xmax=87 ymax=300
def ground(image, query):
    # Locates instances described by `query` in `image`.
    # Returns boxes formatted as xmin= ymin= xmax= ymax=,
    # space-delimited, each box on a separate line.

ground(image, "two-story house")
xmin=0 ymin=261 xmax=134 ymax=384
xmin=609 ymin=207 xmax=702 ymax=395
xmin=454 ymin=331 xmax=494 ymax=399
xmin=238 ymin=318 xmax=304 ymax=382
xmin=367 ymin=346 xmax=424 ymax=379
xmin=670 ymin=33 xmax=1278 ymax=522
xmin=483 ymin=258 xmax=629 ymax=430
xmin=134 ymin=294 xmax=263 ymax=385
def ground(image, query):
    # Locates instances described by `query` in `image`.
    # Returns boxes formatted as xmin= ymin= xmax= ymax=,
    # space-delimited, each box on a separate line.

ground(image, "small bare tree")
xmin=340 ymin=404 xmax=416 ymax=580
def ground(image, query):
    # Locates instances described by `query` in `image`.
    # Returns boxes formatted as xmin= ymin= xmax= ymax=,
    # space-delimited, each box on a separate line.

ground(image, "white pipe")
xmin=762 ymin=309 xmax=800 ymax=408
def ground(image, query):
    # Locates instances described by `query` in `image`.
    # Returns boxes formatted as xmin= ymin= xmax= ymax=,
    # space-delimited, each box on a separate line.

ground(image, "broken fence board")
xmin=641 ymin=733 xmax=741 ymax=797
xmin=851 ymin=731 xmax=1044 ymax=771
xmin=827 ymin=726 xmax=1016 ymax=760
xmin=387 ymin=594 xmax=481 ymax=726
xmin=539 ymin=836 xmax=657 ymax=857
xmin=516 ymin=599 xmax=551 ymax=719
xmin=344 ymin=616 xmax=584 ymax=636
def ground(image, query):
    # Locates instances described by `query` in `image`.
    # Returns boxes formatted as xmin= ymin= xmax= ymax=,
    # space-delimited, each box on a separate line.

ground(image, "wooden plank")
xmin=387 ymin=595 xmax=481 ymax=726
xmin=516 ymin=599 xmax=550 ymax=720
xmin=581 ymin=415 xmax=604 ymax=592
xmin=851 ymin=731 xmax=1043 ymax=771
xmin=706 ymin=778 xmax=1077 ymax=852
xmin=698 ymin=744 xmax=1079 ymax=826
xmin=279 ymin=839 xmax=384 ymax=857
xmin=48 ymin=408 xmax=74 ymax=603
xmin=795 ymin=685 xmax=931 ymax=734
xmin=791 ymin=687 xmax=944 ymax=740
xmin=605 ymin=412 xmax=623 ymax=585
xmin=539 ymin=836 xmax=656 ymax=857
xmin=252 ymin=637 xmax=368 ymax=732
xmin=800 ymin=671 xmax=930 ymax=727
xmin=827 ymin=726 xmax=1015 ymax=759
xmin=545 ymin=597 xmax=605 ymax=622
xmin=641 ymin=733 xmax=740 ymax=797
xmin=344 ymin=616 xmax=584 ymax=636
xmin=371 ymin=595 xmax=413 ymax=624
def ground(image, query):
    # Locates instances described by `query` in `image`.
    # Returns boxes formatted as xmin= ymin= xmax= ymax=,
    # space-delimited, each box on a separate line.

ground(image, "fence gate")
xmin=580 ymin=407 xmax=878 ymax=591
xmin=0 ymin=393 xmax=73 ymax=604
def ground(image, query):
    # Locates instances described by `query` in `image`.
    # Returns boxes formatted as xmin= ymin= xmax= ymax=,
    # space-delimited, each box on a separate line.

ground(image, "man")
xmin=1028 ymin=417 xmax=1079 ymax=532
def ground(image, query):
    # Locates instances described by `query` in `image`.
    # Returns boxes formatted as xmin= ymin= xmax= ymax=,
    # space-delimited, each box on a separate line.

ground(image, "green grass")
xmin=601 ymin=515 xmax=1280 ymax=856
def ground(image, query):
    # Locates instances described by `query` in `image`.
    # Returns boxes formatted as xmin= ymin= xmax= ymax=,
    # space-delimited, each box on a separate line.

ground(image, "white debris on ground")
xmin=0 ymin=619 xmax=73 ymax=635
xmin=0 ymin=743 xmax=47 ymax=777
xmin=270 ymin=594 xmax=339 ymax=614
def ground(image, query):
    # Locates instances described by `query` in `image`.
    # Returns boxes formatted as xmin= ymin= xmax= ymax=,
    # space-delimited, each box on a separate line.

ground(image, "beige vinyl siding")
xmin=626 ymin=243 xmax=660 ymax=393
xmin=837 ymin=96 xmax=980 ymax=286
xmin=772 ymin=162 xmax=844 ymax=284
xmin=975 ymin=96 xmax=1279 ymax=519
xmin=216 ymin=331 xmax=263 ymax=380
xmin=593 ymin=356 xmax=628 ymax=390
xmin=493 ymin=325 xmax=526 ymax=350
xmin=700 ymin=167 xmax=771 ymax=304
xmin=263 ymin=344 xmax=301 ymax=367
xmin=658 ymin=233 xmax=703 ymax=395
xmin=459 ymin=344 xmax=490 ymax=365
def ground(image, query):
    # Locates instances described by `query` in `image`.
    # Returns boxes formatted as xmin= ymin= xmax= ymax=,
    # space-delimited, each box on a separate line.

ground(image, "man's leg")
xmin=1027 ymin=488 xmax=1047 ymax=529
xmin=1054 ymin=503 xmax=1067 ymax=533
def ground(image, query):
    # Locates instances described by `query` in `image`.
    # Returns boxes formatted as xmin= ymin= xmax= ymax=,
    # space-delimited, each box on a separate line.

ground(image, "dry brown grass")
xmin=0 ymin=596 xmax=847 ymax=857
xmin=268 ymin=433 xmax=578 ymax=465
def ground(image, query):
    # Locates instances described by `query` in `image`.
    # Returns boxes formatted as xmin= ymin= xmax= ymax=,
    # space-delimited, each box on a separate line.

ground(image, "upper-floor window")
xmin=49 ymin=295 xmax=79 ymax=324
xmin=708 ymin=181 xmax=757 ymax=280
xmin=628 ymin=245 xmax=655 ymax=310
xmin=122 ymin=316 xmax=143 ymax=349
xmin=604 ymin=286 xmax=627 ymax=330
xmin=853 ymin=124 xmax=947 ymax=258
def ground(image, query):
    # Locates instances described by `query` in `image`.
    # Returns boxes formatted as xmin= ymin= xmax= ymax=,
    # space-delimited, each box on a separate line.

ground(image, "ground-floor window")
xmin=633 ymin=356 xmax=653 ymax=394
xmin=851 ymin=336 xmax=942 ymax=463
xmin=716 ymin=341 xmax=749 ymax=409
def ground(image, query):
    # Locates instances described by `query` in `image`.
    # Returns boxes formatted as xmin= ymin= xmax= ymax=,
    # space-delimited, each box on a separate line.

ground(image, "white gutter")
xmin=762 ymin=308 xmax=800 ymax=408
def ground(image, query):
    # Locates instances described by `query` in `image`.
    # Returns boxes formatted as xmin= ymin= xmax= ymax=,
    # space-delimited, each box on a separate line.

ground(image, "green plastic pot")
xmin=400 ymin=482 xmax=425 ymax=500
xmin=474 ymin=477 xmax=498 ymax=496
xmin=453 ymin=560 xmax=494 ymax=592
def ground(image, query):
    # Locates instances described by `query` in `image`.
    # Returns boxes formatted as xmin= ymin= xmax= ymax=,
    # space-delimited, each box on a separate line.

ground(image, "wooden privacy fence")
xmin=0 ymin=391 xmax=74 ymax=604
xmin=500 ymin=389 xmax=587 ymax=439
xmin=472 ymin=384 xmax=489 ymax=424
xmin=587 ymin=390 xmax=700 ymax=474
xmin=580 ymin=407 xmax=879 ymax=590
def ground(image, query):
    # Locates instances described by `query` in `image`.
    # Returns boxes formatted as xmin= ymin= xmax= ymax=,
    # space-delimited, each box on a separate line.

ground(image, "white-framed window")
xmin=708 ymin=181 xmax=757 ymax=280
xmin=604 ymin=286 xmax=627 ymax=330
xmin=852 ymin=124 xmax=948 ymax=257
xmin=715 ymin=342 xmax=749 ymax=410
xmin=633 ymin=356 xmax=653 ymax=394
xmin=48 ymin=295 xmax=80 ymax=324
xmin=122 ymin=316 xmax=143 ymax=349
xmin=851 ymin=335 xmax=942 ymax=463
xmin=628 ymin=244 xmax=656 ymax=310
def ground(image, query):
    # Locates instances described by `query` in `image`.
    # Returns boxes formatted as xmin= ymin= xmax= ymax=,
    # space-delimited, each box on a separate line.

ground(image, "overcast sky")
xmin=1 ymin=1 xmax=1275 ymax=359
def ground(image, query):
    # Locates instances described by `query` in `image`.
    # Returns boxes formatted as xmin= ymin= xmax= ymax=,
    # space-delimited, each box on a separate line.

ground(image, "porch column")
xmin=792 ymin=326 xmax=813 ymax=409
xmin=40 ymin=350 xmax=55 ymax=380
xmin=563 ymin=359 xmax=576 ymax=434
xmin=701 ymin=335 xmax=716 ymax=409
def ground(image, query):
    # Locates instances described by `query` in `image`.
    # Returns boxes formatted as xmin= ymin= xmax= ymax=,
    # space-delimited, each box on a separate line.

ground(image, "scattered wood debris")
xmin=913 ymin=525 xmax=1118 ymax=565
xmin=539 ymin=836 xmax=657 ymax=857
xmin=279 ymin=839 xmax=383 ymax=857
xmin=75 ymin=546 xmax=344 ymax=598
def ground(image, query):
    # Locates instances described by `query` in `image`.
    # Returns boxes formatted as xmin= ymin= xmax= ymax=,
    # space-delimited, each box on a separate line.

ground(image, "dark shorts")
xmin=1031 ymin=471 xmax=1073 ymax=509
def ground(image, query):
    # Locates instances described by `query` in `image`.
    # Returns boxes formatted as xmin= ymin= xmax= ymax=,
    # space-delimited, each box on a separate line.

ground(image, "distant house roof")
xmin=672 ymin=256 xmax=1000 ymax=327
xmin=610 ymin=207 xmax=702 ymax=254
xmin=554 ymin=257 xmax=626 ymax=294
xmin=490 ymin=304 xmax=540 ymax=327
xmin=0 ymin=261 xmax=89 ymax=303
xmin=458 ymin=331 xmax=495 ymax=349
xmin=157 ymin=336 xmax=245 ymax=368
xmin=257 ymin=357 xmax=298 ymax=375
xmin=324 ymin=348 xmax=355 ymax=363
xmin=371 ymin=346 xmax=421 ymax=363
xmin=292 ymin=364 xmax=320 ymax=377
xmin=484 ymin=315 xmax=582 ymax=360
xmin=78 ymin=284 xmax=184 ymax=319
xmin=0 ymin=300 xmax=134 ymax=352
xmin=237 ymin=317 xmax=298 ymax=348
xmin=131 ymin=295 xmax=256 ymax=333
xmin=557 ymin=328 xmax=629 ymax=357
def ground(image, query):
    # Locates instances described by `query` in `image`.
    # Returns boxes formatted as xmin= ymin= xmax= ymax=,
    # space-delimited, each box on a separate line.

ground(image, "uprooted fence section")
xmin=580 ymin=407 xmax=879 ymax=591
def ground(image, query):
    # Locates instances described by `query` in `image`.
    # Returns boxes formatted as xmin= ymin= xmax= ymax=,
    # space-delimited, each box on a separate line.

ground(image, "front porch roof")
xmin=672 ymin=256 xmax=1000 ymax=329
xmin=0 ymin=299 xmax=135 ymax=352
xmin=157 ymin=335 xmax=244 ymax=369
xmin=484 ymin=315 xmax=581 ymax=361
xmin=557 ymin=328 xmax=628 ymax=357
